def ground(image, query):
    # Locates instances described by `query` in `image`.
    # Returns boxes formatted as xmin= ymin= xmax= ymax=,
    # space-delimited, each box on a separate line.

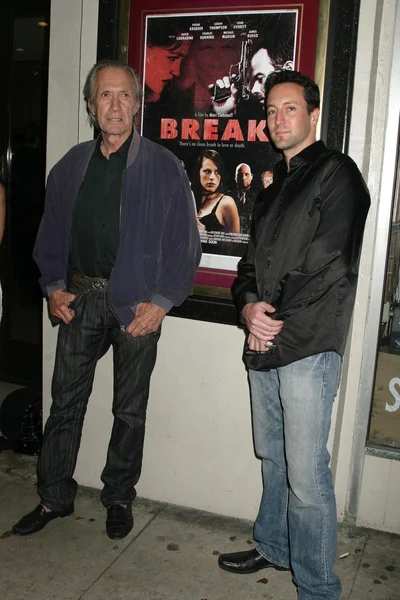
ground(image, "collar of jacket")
xmin=274 ymin=139 xmax=328 ymax=178
xmin=87 ymin=128 xmax=141 ymax=170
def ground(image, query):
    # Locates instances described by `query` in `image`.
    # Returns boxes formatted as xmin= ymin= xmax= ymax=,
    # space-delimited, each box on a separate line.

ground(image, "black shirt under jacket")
xmin=70 ymin=132 xmax=132 ymax=279
xmin=231 ymin=140 xmax=370 ymax=370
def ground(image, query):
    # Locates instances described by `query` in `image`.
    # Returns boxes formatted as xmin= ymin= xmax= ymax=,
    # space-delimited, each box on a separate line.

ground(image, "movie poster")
xmin=141 ymin=10 xmax=297 ymax=272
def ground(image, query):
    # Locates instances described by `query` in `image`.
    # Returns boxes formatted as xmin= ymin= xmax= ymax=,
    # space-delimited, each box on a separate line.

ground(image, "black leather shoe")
xmin=106 ymin=504 xmax=133 ymax=540
xmin=218 ymin=548 xmax=290 ymax=574
xmin=12 ymin=504 xmax=74 ymax=536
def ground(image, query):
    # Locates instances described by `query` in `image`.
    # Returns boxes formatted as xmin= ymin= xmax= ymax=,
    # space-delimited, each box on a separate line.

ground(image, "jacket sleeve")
xmin=150 ymin=168 xmax=202 ymax=311
xmin=33 ymin=167 xmax=67 ymax=295
xmin=275 ymin=159 xmax=370 ymax=319
xmin=231 ymin=231 xmax=260 ymax=318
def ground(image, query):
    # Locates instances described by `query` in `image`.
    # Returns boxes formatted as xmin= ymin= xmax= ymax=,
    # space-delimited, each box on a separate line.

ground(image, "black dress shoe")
xmin=106 ymin=504 xmax=133 ymax=540
xmin=12 ymin=504 xmax=74 ymax=536
xmin=218 ymin=548 xmax=290 ymax=574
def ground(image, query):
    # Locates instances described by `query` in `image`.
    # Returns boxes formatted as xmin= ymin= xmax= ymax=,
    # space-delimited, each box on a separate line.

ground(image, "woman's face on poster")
xmin=200 ymin=158 xmax=221 ymax=194
xmin=191 ymin=37 xmax=242 ymax=89
xmin=145 ymin=41 xmax=191 ymax=99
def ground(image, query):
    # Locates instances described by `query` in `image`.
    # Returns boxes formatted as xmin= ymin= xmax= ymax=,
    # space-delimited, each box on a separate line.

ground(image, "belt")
xmin=72 ymin=272 xmax=108 ymax=290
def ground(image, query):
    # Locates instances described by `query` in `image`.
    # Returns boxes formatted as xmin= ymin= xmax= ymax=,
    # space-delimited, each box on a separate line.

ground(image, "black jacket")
xmin=232 ymin=140 xmax=370 ymax=370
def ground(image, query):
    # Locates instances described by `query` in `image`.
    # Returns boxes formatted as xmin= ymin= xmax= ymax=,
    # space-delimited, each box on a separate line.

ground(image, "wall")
xmin=43 ymin=0 xmax=400 ymax=529
xmin=347 ymin=0 xmax=400 ymax=533
xmin=330 ymin=0 xmax=400 ymax=533
xmin=74 ymin=318 xmax=263 ymax=519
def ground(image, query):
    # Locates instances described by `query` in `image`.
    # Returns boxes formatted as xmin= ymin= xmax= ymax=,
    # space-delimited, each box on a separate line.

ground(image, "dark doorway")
xmin=0 ymin=0 xmax=50 ymax=387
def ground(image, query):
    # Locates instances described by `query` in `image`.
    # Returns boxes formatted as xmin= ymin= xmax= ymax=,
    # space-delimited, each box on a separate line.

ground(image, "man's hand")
xmin=49 ymin=289 xmax=76 ymax=324
xmin=208 ymin=76 xmax=239 ymax=116
xmin=125 ymin=302 xmax=166 ymax=338
xmin=242 ymin=301 xmax=284 ymax=351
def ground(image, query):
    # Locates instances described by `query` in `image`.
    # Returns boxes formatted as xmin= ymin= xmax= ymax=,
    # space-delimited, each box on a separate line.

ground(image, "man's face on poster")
xmin=236 ymin=164 xmax=253 ymax=191
xmin=191 ymin=37 xmax=241 ymax=91
xmin=145 ymin=41 xmax=191 ymax=100
xmin=249 ymin=48 xmax=275 ymax=105
xmin=261 ymin=170 xmax=273 ymax=188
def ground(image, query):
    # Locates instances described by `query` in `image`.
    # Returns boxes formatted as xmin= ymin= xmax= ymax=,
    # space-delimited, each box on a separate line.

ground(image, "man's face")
xmin=91 ymin=68 xmax=138 ymax=141
xmin=261 ymin=171 xmax=273 ymax=188
xmin=249 ymin=48 xmax=275 ymax=104
xmin=236 ymin=165 xmax=253 ymax=191
xmin=145 ymin=42 xmax=190 ymax=100
xmin=266 ymin=82 xmax=319 ymax=162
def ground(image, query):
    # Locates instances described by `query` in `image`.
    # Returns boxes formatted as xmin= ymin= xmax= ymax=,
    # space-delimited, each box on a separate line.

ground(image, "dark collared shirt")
xmin=232 ymin=140 xmax=370 ymax=370
xmin=70 ymin=132 xmax=132 ymax=278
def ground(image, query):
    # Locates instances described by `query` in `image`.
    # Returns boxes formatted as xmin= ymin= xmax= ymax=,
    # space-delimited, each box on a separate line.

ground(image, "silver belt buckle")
xmin=93 ymin=278 xmax=106 ymax=290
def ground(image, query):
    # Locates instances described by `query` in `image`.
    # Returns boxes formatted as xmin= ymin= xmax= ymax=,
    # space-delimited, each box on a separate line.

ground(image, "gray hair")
xmin=83 ymin=59 xmax=143 ymax=129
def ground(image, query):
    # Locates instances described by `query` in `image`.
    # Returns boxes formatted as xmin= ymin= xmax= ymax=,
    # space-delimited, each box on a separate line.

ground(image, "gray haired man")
xmin=12 ymin=59 xmax=201 ymax=540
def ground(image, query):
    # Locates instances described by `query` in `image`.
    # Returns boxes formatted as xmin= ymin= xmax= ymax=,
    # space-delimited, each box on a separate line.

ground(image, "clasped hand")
xmin=241 ymin=301 xmax=284 ymax=351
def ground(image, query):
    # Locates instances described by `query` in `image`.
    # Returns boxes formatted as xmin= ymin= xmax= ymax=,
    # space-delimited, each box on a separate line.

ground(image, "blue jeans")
xmin=249 ymin=352 xmax=342 ymax=600
xmin=37 ymin=283 xmax=159 ymax=511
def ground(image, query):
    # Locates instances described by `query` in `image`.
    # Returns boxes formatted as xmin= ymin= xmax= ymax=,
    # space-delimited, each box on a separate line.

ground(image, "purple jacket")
xmin=33 ymin=130 xmax=202 ymax=325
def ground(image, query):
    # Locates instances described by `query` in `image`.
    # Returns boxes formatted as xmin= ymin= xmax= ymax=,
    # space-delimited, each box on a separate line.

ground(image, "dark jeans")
xmin=37 ymin=282 xmax=159 ymax=511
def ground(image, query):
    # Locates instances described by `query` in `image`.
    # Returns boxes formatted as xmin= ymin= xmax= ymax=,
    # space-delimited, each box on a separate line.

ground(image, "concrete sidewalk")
xmin=0 ymin=450 xmax=399 ymax=600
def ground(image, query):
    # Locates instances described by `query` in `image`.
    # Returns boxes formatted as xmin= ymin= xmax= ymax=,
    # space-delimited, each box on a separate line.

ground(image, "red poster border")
xmin=128 ymin=0 xmax=322 ymax=294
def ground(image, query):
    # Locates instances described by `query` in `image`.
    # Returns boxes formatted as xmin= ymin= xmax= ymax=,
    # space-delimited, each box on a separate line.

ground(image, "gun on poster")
xmin=210 ymin=39 xmax=253 ymax=113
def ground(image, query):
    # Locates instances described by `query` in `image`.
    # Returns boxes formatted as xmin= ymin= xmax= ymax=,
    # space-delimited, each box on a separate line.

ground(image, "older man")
xmin=12 ymin=59 xmax=201 ymax=540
